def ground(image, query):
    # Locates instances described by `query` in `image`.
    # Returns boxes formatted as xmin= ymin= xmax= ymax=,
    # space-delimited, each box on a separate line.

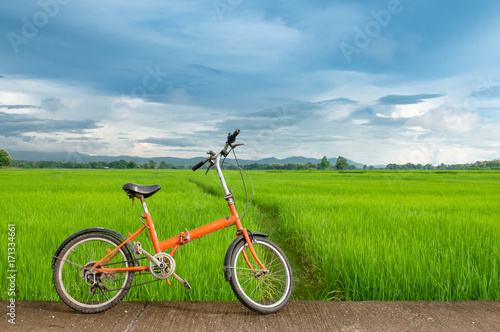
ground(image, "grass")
xmin=0 ymin=169 xmax=499 ymax=302
xmin=248 ymin=170 xmax=500 ymax=301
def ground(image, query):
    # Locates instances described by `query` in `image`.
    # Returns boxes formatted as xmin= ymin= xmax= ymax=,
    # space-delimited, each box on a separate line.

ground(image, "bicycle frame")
xmin=92 ymin=153 xmax=267 ymax=275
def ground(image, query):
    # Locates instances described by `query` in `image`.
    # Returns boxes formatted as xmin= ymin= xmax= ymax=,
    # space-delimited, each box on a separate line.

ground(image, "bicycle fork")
xmin=240 ymin=229 xmax=268 ymax=275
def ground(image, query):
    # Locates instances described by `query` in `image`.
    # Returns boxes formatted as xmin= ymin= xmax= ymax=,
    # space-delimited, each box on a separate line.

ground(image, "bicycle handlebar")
xmin=227 ymin=129 xmax=240 ymax=144
xmin=192 ymin=129 xmax=240 ymax=171
xmin=191 ymin=160 xmax=206 ymax=171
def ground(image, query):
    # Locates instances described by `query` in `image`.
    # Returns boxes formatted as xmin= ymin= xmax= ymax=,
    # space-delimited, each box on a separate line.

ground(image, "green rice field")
xmin=1 ymin=169 xmax=499 ymax=302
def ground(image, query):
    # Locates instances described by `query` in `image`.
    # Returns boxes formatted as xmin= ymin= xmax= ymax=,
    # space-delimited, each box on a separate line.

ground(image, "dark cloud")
xmin=0 ymin=105 xmax=39 ymax=109
xmin=41 ymin=98 xmax=64 ymax=112
xmin=215 ymin=100 xmax=320 ymax=133
xmin=252 ymin=101 xmax=320 ymax=118
xmin=348 ymin=107 xmax=374 ymax=118
xmin=218 ymin=98 xmax=360 ymax=133
xmin=377 ymin=94 xmax=444 ymax=105
xmin=337 ymin=105 xmax=407 ymax=128
xmin=0 ymin=112 xmax=99 ymax=137
xmin=64 ymin=137 xmax=103 ymax=141
xmin=317 ymin=98 xmax=357 ymax=106
xmin=0 ymin=2 xmax=368 ymax=112
xmin=470 ymin=85 xmax=500 ymax=100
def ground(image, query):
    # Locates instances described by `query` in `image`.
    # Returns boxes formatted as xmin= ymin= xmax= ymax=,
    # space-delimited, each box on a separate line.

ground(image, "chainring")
xmin=149 ymin=253 xmax=175 ymax=279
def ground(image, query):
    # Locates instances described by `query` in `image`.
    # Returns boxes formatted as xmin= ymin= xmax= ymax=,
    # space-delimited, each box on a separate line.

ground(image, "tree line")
xmin=384 ymin=160 xmax=500 ymax=170
xmin=8 ymin=159 xmax=186 ymax=169
xmin=1 ymin=149 xmax=499 ymax=170
xmin=6 ymin=157 xmax=351 ymax=170
xmin=4 ymin=154 xmax=354 ymax=170
xmin=240 ymin=156 xmax=356 ymax=171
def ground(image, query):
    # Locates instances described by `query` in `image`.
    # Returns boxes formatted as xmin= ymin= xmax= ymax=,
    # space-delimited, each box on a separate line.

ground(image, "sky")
xmin=1 ymin=0 xmax=499 ymax=165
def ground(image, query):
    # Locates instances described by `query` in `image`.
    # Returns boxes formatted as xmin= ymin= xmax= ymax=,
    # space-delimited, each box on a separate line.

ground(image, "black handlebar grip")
xmin=227 ymin=128 xmax=240 ymax=144
xmin=192 ymin=160 xmax=206 ymax=171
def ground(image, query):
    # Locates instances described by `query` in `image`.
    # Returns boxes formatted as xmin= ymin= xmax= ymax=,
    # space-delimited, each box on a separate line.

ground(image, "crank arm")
xmin=138 ymin=246 xmax=164 ymax=267
xmin=170 ymin=272 xmax=191 ymax=290
xmin=134 ymin=241 xmax=164 ymax=267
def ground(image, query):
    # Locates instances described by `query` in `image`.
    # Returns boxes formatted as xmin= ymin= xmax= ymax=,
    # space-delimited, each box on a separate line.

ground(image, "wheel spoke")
xmin=59 ymin=258 xmax=84 ymax=269
xmin=99 ymin=287 xmax=110 ymax=301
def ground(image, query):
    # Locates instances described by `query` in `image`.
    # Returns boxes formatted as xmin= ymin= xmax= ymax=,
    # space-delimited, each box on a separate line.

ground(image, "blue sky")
xmin=1 ymin=0 xmax=499 ymax=165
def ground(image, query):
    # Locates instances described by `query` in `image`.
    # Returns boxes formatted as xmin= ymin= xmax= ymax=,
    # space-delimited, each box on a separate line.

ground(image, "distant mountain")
xmin=9 ymin=151 xmax=365 ymax=168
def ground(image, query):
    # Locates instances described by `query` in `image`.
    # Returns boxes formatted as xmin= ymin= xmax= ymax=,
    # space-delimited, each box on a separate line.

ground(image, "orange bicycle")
xmin=52 ymin=129 xmax=294 ymax=314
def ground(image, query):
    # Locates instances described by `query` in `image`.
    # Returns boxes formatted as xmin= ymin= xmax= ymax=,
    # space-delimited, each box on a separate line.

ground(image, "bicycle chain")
xmin=96 ymin=271 xmax=163 ymax=293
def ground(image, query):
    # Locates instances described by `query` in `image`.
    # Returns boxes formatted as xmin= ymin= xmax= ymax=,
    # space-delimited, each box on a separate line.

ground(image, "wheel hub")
xmin=81 ymin=261 xmax=102 ymax=286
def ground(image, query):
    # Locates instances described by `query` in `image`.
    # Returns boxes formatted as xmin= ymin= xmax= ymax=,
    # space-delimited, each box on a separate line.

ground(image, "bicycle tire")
xmin=228 ymin=235 xmax=293 ymax=314
xmin=53 ymin=232 xmax=135 ymax=313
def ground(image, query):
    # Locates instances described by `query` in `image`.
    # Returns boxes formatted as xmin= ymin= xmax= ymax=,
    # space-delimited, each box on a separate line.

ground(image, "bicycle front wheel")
xmin=229 ymin=236 xmax=293 ymax=314
xmin=53 ymin=232 xmax=135 ymax=313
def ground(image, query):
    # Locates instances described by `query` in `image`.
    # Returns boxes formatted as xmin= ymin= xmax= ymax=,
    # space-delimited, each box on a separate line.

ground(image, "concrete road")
xmin=2 ymin=300 xmax=500 ymax=331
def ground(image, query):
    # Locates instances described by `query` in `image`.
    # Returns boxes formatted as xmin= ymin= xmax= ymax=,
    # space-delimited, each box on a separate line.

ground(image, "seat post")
xmin=139 ymin=195 xmax=149 ymax=214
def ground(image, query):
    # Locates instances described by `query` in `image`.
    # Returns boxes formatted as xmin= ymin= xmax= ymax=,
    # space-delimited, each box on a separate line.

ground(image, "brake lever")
xmin=230 ymin=143 xmax=244 ymax=149
xmin=205 ymin=160 xmax=215 ymax=175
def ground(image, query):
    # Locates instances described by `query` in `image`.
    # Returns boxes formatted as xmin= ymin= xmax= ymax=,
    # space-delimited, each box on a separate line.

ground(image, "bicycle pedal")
xmin=182 ymin=279 xmax=191 ymax=290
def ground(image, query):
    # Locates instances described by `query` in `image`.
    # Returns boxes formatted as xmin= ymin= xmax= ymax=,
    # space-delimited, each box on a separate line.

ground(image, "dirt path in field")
xmin=2 ymin=300 xmax=500 ymax=331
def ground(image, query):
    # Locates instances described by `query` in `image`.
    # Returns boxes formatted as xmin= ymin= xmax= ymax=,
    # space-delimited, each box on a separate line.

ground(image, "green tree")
xmin=319 ymin=156 xmax=331 ymax=170
xmin=127 ymin=160 xmax=139 ymax=169
xmin=437 ymin=163 xmax=447 ymax=170
xmin=109 ymin=160 xmax=127 ymax=169
xmin=334 ymin=156 xmax=348 ymax=170
xmin=158 ymin=161 xmax=167 ymax=169
xmin=148 ymin=160 xmax=157 ymax=169
xmin=0 ymin=149 xmax=12 ymax=167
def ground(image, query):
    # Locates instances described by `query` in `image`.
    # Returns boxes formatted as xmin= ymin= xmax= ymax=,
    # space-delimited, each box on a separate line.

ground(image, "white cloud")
xmin=406 ymin=126 xmax=430 ymax=133
xmin=352 ymin=119 xmax=370 ymax=125
xmin=409 ymin=105 xmax=480 ymax=134
xmin=0 ymin=91 xmax=39 ymax=108
xmin=435 ymin=145 xmax=498 ymax=165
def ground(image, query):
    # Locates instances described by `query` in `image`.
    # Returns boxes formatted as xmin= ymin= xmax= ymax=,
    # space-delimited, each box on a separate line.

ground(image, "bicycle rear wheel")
xmin=229 ymin=235 xmax=293 ymax=314
xmin=53 ymin=232 xmax=135 ymax=313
